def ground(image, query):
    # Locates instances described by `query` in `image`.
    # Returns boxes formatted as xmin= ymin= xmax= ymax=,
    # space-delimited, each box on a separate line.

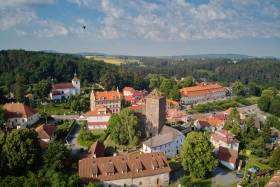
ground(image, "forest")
xmin=1 ymin=49 xmax=280 ymax=99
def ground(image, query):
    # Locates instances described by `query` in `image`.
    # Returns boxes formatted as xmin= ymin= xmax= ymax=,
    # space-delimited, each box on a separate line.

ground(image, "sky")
xmin=0 ymin=0 xmax=280 ymax=57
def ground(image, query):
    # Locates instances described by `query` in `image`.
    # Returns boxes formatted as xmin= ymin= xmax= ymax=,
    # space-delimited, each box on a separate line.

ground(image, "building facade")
xmin=3 ymin=103 xmax=39 ymax=128
xmin=180 ymin=83 xmax=226 ymax=104
xmin=87 ymin=106 xmax=112 ymax=130
xmin=50 ymin=72 xmax=80 ymax=100
xmin=79 ymin=152 xmax=171 ymax=187
xmin=210 ymin=130 xmax=240 ymax=151
xmin=90 ymin=89 xmax=121 ymax=114
xmin=123 ymin=87 xmax=135 ymax=96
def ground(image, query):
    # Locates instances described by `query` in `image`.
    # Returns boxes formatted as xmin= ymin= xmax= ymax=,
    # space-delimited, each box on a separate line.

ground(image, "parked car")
xmin=67 ymin=135 xmax=73 ymax=141
xmin=236 ymin=174 xmax=244 ymax=178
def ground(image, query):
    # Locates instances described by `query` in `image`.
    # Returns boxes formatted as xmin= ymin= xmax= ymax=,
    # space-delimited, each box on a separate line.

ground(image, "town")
xmin=0 ymin=50 xmax=280 ymax=187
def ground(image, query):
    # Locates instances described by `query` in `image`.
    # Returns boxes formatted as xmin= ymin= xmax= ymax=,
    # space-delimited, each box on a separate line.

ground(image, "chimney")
xmin=93 ymin=154 xmax=96 ymax=158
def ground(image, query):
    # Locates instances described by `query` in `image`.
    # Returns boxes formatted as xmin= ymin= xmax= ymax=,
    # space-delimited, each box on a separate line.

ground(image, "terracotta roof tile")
xmin=166 ymin=109 xmax=186 ymax=118
xmin=3 ymin=103 xmax=38 ymax=118
xmin=52 ymin=83 xmax=75 ymax=89
xmin=129 ymin=105 xmax=138 ymax=111
xmin=217 ymin=146 xmax=238 ymax=164
xmin=197 ymin=117 xmax=224 ymax=128
xmin=136 ymin=98 xmax=146 ymax=105
xmin=86 ymin=140 xmax=105 ymax=158
xmin=132 ymin=92 xmax=143 ymax=97
xmin=92 ymin=91 xmax=121 ymax=101
xmin=72 ymin=76 xmax=80 ymax=81
xmin=166 ymin=99 xmax=180 ymax=106
xmin=79 ymin=152 xmax=171 ymax=182
xmin=211 ymin=130 xmax=240 ymax=144
xmin=51 ymin=90 xmax=61 ymax=95
xmin=35 ymin=124 xmax=57 ymax=139
xmin=123 ymin=87 xmax=134 ymax=91
xmin=180 ymin=84 xmax=225 ymax=97
xmin=125 ymin=95 xmax=135 ymax=101
xmin=87 ymin=106 xmax=112 ymax=116
xmin=224 ymin=107 xmax=246 ymax=114
xmin=39 ymin=139 xmax=48 ymax=150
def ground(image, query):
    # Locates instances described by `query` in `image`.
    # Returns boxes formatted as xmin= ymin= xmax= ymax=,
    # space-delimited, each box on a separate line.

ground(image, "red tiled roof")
xmin=125 ymin=95 xmax=134 ymax=101
xmin=265 ymin=170 xmax=280 ymax=187
xmin=52 ymin=83 xmax=75 ymax=89
xmin=87 ymin=105 xmax=112 ymax=116
xmin=79 ymin=152 xmax=171 ymax=183
xmin=87 ymin=122 xmax=108 ymax=126
xmin=217 ymin=146 xmax=238 ymax=164
xmin=137 ymin=98 xmax=146 ymax=105
xmin=123 ymin=87 xmax=134 ymax=91
xmin=86 ymin=140 xmax=105 ymax=158
xmin=211 ymin=130 xmax=240 ymax=144
xmin=129 ymin=105 xmax=138 ymax=111
xmin=197 ymin=117 xmax=224 ymax=128
xmin=166 ymin=109 xmax=186 ymax=118
xmin=211 ymin=114 xmax=228 ymax=120
xmin=51 ymin=90 xmax=61 ymax=95
xmin=3 ymin=103 xmax=38 ymax=118
xmin=72 ymin=77 xmax=80 ymax=81
xmin=92 ymin=90 xmax=121 ymax=101
xmin=166 ymin=99 xmax=180 ymax=106
xmin=35 ymin=124 xmax=57 ymax=139
xmin=132 ymin=91 xmax=143 ymax=97
xmin=224 ymin=107 xmax=246 ymax=114
xmin=180 ymin=84 xmax=225 ymax=97
xmin=39 ymin=139 xmax=48 ymax=150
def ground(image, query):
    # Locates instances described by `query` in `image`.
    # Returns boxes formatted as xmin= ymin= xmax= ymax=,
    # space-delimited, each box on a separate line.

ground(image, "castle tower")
xmin=72 ymin=72 xmax=80 ymax=94
xmin=145 ymin=88 xmax=166 ymax=137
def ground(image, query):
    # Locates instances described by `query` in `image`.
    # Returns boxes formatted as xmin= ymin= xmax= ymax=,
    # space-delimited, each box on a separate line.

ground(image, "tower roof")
xmin=146 ymin=88 xmax=165 ymax=99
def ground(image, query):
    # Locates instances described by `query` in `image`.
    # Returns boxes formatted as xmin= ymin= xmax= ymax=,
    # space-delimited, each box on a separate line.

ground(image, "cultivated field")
xmin=85 ymin=56 xmax=140 ymax=65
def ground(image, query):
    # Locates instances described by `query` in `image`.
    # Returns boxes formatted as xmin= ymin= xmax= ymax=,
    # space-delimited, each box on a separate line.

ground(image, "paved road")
xmin=68 ymin=124 xmax=87 ymax=154
xmin=212 ymin=167 xmax=240 ymax=187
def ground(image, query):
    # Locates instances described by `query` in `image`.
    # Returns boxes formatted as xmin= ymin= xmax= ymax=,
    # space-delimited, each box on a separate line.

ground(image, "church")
xmin=49 ymin=72 xmax=80 ymax=100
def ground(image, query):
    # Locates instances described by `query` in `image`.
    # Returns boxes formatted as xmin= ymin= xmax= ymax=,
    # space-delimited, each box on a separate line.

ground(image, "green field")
xmin=85 ymin=56 xmax=140 ymax=65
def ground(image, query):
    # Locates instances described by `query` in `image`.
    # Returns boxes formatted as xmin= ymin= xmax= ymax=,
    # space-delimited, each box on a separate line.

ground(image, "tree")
xmin=179 ymin=76 xmax=195 ymax=88
xmin=169 ymin=85 xmax=180 ymax=101
xmin=261 ymin=89 xmax=275 ymax=101
xmin=248 ymin=82 xmax=257 ymax=96
xmin=233 ymin=81 xmax=245 ymax=96
xmin=245 ymin=116 xmax=258 ymax=139
xmin=269 ymin=99 xmax=280 ymax=117
xmin=34 ymin=78 xmax=52 ymax=100
xmin=83 ymin=79 xmax=89 ymax=88
xmin=271 ymin=147 xmax=280 ymax=169
xmin=257 ymin=96 xmax=271 ymax=112
xmin=159 ymin=78 xmax=176 ymax=96
xmin=0 ymin=106 xmax=9 ymax=127
xmin=265 ymin=116 xmax=280 ymax=130
xmin=1 ymin=128 xmax=43 ymax=175
xmin=23 ymin=172 xmax=41 ymax=187
xmin=225 ymin=108 xmax=241 ymax=129
xmin=230 ymin=124 xmax=241 ymax=136
xmin=14 ymin=74 xmax=26 ymax=103
xmin=86 ymin=182 xmax=102 ymax=187
xmin=42 ymin=141 xmax=70 ymax=173
xmin=44 ymin=170 xmax=68 ymax=187
xmin=107 ymin=108 xmax=140 ymax=145
xmin=262 ymin=122 xmax=271 ymax=143
xmin=180 ymin=132 xmax=218 ymax=179
xmin=68 ymin=174 xmax=83 ymax=187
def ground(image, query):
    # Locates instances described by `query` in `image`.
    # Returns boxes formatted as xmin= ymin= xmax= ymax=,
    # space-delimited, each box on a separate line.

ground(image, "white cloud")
xmin=0 ymin=9 xmax=36 ymax=30
xmin=231 ymin=0 xmax=261 ymax=9
xmin=34 ymin=26 xmax=68 ymax=37
xmin=15 ymin=29 xmax=27 ymax=35
xmin=0 ymin=0 xmax=54 ymax=9
xmin=262 ymin=5 xmax=280 ymax=18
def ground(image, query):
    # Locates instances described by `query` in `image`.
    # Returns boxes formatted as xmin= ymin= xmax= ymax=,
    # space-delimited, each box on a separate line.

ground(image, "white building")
xmin=87 ymin=106 xmax=112 ymax=130
xmin=50 ymin=72 xmax=80 ymax=100
xmin=3 ymin=103 xmax=39 ymax=128
xmin=210 ymin=130 xmax=240 ymax=151
xmin=217 ymin=146 xmax=241 ymax=170
xmin=79 ymin=152 xmax=171 ymax=187
xmin=122 ymin=87 xmax=135 ymax=96
xmin=180 ymin=83 xmax=226 ymax=104
xmin=141 ymin=126 xmax=185 ymax=158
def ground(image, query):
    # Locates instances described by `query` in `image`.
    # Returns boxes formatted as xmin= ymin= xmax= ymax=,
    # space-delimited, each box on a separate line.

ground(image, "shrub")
xmin=81 ymin=130 xmax=94 ymax=141
xmin=99 ymin=131 xmax=110 ymax=143
xmin=80 ymin=148 xmax=84 ymax=153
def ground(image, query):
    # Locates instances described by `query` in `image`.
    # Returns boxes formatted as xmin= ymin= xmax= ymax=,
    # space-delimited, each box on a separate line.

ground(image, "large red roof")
xmin=3 ymin=103 xmax=38 ymax=118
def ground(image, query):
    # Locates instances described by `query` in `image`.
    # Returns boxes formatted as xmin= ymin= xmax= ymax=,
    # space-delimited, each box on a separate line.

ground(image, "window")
xmin=15 ymin=119 xmax=17 ymax=122
xmin=160 ymin=145 xmax=162 ymax=149
xmin=76 ymin=82 xmax=77 ymax=84
xmin=22 ymin=119 xmax=24 ymax=122
xmin=235 ymin=144 xmax=237 ymax=147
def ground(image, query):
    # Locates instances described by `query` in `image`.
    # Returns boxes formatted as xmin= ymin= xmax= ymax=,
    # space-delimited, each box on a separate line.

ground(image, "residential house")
xmin=166 ymin=99 xmax=181 ymax=110
xmin=87 ymin=106 xmax=112 ymax=130
xmin=86 ymin=140 xmax=105 ymax=158
xmin=78 ymin=152 xmax=171 ymax=187
xmin=136 ymin=98 xmax=146 ymax=105
xmin=265 ymin=170 xmax=280 ymax=187
xmin=3 ymin=102 xmax=39 ymax=128
xmin=50 ymin=72 xmax=80 ymax=100
xmin=35 ymin=124 xmax=58 ymax=142
xmin=166 ymin=109 xmax=186 ymax=124
xmin=217 ymin=146 xmax=242 ymax=170
xmin=210 ymin=130 xmax=240 ymax=151
xmin=123 ymin=87 xmax=135 ymax=96
xmin=224 ymin=107 xmax=246 ymax=119
xmin=193 ymin=116 xmax=224 ymax=132
xmin=132 ymin=91 xmax=144 ymax=102
xmin=239 ymin=117 xmax=261 ymax=132
xmin=141 ymin=126 xmax=185 ymax=158
xmin=180 ymin=83 xmax=226 ymax=104
xmin=125 ymin=95 xmax=135 ymax=104
xmin=90 ymin=89 xmax=122 ymax=113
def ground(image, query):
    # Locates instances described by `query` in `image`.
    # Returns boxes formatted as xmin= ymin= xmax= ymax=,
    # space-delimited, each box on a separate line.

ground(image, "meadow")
xmin=85 ymin=56 xmax=140 ymax=65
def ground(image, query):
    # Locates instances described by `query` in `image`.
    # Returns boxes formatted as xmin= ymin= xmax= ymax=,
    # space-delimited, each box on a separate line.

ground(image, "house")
xmin=123 ymin=87 xmax=135 ymax=96
xmin=265 ymin=170 xmax=280 ymax=187
xmin=87 ymin=106 xmax=112 ymax=130
xmin=132 ymin=91 xmax=144 ymax=102
xmin=90 ymin=89 xmax=122 ymax=113
xmin=35 ymin=124 xmax=57 ymax=142
xmin=50 ymin=72 xmax=80 ymax=100
xmin=3 ymin=102 xmax=39 ymax=128
xmin=180 ymin=83 xmax=226 ymax=104
xmin=84 ymin=140 xmax=105 ymax=159
xmin=193 ymin=116 xmax=224 ymax=132
xmin=39 ymin=139 xmax=48 ymax=150
xmin=217 ymin=146 xmax=241 ymax=170
xmin=239 ymin=117 xmax=261 ymax=131
xmin=224 ymin=107 xmax=246 ymax=119
xmin=125 ymin=95 xmax=135 ymax=104
xmin=78 ymin=152 xmax=171 ymax=187
xmin=166 ymin=109 xmax=187 ymax=124
xmin=141 ymin=126 xmax=185 ymax=158
xmin=210 ymin=130 xmax=240 ymax=151
xmin=166 ymin=99 xmax=181 ymax=110
xmin=136 ymin=98 xmax=146 ymax=105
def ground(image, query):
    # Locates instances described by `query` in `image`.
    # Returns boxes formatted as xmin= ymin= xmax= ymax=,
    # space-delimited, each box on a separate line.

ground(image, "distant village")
xmin=1 ymin=72 xmax=280 ymax=187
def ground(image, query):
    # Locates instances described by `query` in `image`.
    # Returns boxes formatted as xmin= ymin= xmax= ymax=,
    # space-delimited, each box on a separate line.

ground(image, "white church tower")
xmin=72 ymin=72 xmax=80 ymax=94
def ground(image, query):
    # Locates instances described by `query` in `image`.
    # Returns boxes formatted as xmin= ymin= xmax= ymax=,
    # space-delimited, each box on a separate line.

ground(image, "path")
xmin=212 ymin=167 xmax=240 ymax=187
xmin=68 ymin=124 xmax=87 ymax=154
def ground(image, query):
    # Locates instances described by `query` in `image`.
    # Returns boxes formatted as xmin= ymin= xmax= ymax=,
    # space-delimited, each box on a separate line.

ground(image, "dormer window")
xmin=112 ymin=95 xmax=116 ymax=99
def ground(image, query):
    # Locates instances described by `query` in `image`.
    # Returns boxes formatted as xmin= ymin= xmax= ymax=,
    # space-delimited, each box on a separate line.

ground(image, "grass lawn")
xmin=103 ymin=134 xmax=136 ymax=150
xmin=77 ymin=129 xmax=105 ymax=147
xmin=35 ymin=103 xmax=79 ymax=115
xmin=245 ymin=96 xmax=260 ymax=104
xmin=180 ymin=174 xmax=212 ymax=187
